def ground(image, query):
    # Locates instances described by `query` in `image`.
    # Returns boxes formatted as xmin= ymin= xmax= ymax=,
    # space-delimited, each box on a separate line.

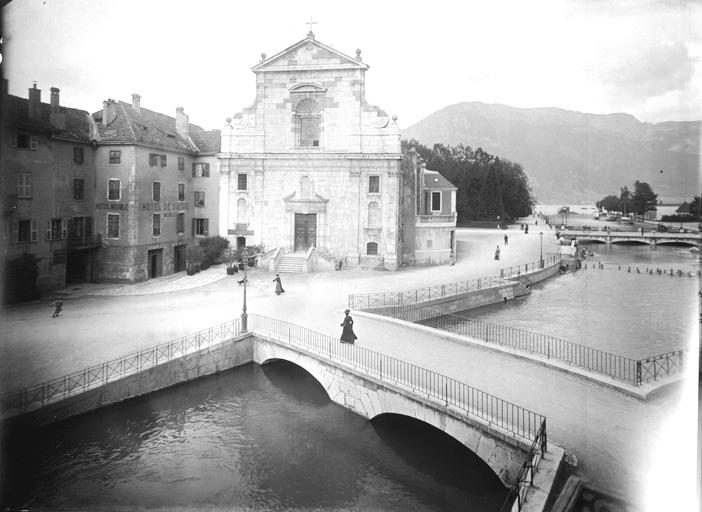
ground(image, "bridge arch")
xmin=254 ymin=337 xmax=527 ymax=487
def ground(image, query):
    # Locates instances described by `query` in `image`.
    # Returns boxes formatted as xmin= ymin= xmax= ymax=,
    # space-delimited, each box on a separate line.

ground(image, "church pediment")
xmin=252 ymin=34 xmax=369 ymax=73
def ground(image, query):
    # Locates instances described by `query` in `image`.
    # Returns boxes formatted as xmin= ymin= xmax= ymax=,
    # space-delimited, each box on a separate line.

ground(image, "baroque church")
xmin=219 ymin=31 xmax=457 ymax=271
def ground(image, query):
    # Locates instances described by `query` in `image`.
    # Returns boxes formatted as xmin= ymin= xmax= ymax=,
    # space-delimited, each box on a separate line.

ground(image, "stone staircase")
xmin=275 ymin=254 xmax=307 ymax=273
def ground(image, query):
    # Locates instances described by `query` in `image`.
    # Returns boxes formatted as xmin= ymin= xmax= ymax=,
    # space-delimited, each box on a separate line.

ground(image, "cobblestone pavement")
xmin=0 ymin=224 xmax=695 ymax=508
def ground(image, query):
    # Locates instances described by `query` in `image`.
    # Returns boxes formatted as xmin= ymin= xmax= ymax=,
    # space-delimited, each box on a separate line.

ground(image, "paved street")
xmin=0 ymin=225 xmax=695 ymax=507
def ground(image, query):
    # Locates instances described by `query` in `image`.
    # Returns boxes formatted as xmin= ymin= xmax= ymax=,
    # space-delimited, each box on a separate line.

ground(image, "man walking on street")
xmin=51 ymin=297 xmax=64 ymax=318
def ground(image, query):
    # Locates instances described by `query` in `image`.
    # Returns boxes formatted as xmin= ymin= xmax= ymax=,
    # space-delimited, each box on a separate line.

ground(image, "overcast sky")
xmin=2 ymin=0 xmax=700 ymax=130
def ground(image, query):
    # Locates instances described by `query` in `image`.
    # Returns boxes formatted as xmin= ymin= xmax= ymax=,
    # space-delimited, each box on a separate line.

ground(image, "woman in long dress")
xmin=340 ymin=309 xmax=357 ymax=344
xmin=273 ymin=273 xmax=285 ymax=295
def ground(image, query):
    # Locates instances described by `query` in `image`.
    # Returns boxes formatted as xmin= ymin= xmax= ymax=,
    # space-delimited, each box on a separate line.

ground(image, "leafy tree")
xmin=403 ymin=139 xmax=534 ymax=222
xmin=677 ymin=196 xmax=701 ymax=219
xmin=619 ymin=186 xmax=633 ymax=214
xmin=631 ymin=181 xmax=658 ymax=217
xmin=199 ymin=236 xmax=230 ymax=266
xmin=597 ymin=195 xmax=620 ymax=212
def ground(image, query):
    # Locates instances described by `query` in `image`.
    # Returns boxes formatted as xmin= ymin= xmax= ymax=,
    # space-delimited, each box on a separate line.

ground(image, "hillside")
xmin=402 ymin=102 xmax=700 ymax=203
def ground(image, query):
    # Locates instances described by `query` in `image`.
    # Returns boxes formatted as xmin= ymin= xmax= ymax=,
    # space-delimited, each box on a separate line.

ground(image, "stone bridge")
xmin=560 ymin=229 xmax=700 ymax=248
xmin=2 ymin=315 xmax=553 ymax=494
xmin=253 ymin=329 xmax=533 ymax=487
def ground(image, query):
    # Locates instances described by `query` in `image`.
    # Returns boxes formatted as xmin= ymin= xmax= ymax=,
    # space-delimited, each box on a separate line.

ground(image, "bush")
xmin=198 ymin=236 xmax=229 ymax=267
xmin=4 ymin=252 xmax=41 ymax=303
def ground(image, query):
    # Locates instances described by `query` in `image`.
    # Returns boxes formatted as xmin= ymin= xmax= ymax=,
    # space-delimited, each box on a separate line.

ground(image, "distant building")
xmin=219 ymin=31 xmax=456 ymax=271
xmin=1 ymin=82 xmax=98 ymax=291
xmin=91 ymin=95 xmax=220 ymax=282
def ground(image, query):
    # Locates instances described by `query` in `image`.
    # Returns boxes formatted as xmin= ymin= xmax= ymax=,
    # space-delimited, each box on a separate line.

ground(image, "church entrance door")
xmin=294 ymin=213 xmax=316 ymax=252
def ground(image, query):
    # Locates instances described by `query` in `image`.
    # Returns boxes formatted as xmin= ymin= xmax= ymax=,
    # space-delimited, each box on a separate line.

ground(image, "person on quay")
xmin=51 ymin=296 xmax=64 ymax=318
xmin=340 ymin=309 xmax=357 ymax=344
xmin=494 ymin=245 xmax=501 ymax=260
xmin=273 ymin=273 xmax=285 ymax=295
xmin=504 ymin=234 xmax=509 ymax=245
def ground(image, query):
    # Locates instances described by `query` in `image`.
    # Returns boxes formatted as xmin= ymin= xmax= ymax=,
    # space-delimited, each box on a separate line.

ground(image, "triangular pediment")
xmin=283 ymin=191 xmax=329 ymax=203
xmin=252 ymin=34 xmax=369 ymax=73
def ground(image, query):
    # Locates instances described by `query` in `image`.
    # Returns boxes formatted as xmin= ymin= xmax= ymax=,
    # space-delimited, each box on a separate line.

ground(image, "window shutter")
xmin=192 ymin=218 xmax=196 ymax=236
xmin=192 ymin=163 xmax=196 ymax=177
xmin=46 ymin=220 xmax=52 ymax=240
xmin=9 ymin=134 xmax=17 ymax=148
xmin=161 ymin=155 xmax=167 ymax=167
xmin=12 ymin=221 xmax=18 ymax=242
xmin=204 ymin=219 xmax=209 ymax=236
xmin=62 ymin=218 xmax=68 ymax=239
xmin=31 ymin=221 xmax=38 ymax=242
xmin=30 ymin=135 xmax=38 ymax=150
xmin=201 ymin=191 xmax=205 ymax=206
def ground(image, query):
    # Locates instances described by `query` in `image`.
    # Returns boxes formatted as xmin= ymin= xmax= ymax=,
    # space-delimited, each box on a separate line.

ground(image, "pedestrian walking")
xmin=504 ymin=234 xmax=509 ymax=246
xmin=525 ymin=225 xmax=529 ymax=234
xmin=51 ymin=297 xmax=64 ymax=318
xmin=273 ymin=273 xmax=285 ymax=295
xmin=340 ymin=309 xmax=357 ymax=344
xmin=494 ymin=245 xmax=500 ymax=260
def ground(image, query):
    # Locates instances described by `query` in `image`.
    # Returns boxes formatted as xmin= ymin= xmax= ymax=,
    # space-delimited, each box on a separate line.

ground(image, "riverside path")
xmin=1 ymin=227 xmax=694 ymax=510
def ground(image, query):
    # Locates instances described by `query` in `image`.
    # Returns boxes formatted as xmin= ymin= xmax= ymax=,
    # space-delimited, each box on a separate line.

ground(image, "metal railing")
xmin=379 ymin=304 xmax=685 ymax=387
xmin=348 ymin=255 xmax=561 ymax=309
xmin=1 ymin=319 xmax=243 ymax=417
xmin=500 ymin=419 xmax=548 ymax=512
xmin=249 ymin=313 xmax=546 ymax=442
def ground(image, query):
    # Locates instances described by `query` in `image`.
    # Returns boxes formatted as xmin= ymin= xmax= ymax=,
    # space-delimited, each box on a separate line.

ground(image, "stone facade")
xmin=1 ymin=83 xmax=98 ymax=293
xmin=220 ymin=32 xmax=403 ymax=269
xmin=91 ymin=97 xmax=221 ymax=282
xmin=219 ymin=33 xmax=457 ymax=271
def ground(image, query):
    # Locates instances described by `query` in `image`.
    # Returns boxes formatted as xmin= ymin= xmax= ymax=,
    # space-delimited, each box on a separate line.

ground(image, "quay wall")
xmin=9 ymin=334 xmax=254 ymax=427
xmin=363 ymin=259 xmax=562 ymax=319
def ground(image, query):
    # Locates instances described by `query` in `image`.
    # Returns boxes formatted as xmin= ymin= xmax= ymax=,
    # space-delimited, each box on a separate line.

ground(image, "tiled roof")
xmin=424 ymin=170 xmax=457 ymax=190
xmin=190 ymin=128 xmax=221 ymax=154
xmin=3 ymin=94 xmax=92 ymax=143
xmin=92 ymin=101 xmax=217 ymax=154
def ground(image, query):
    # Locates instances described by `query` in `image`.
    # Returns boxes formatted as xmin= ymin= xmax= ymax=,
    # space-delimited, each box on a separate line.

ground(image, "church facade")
xmin=219 ymin=32 xmax=455 ymax=270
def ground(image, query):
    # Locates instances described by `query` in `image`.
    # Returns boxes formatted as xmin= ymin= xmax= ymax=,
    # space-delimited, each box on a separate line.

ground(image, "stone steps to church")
xmin=275 ymin=256 xmax=306 ymax=273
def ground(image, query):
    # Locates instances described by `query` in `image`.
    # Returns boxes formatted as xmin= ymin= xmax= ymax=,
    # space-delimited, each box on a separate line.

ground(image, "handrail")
xmin=499 ymin=419 xmax=548 ymax=511
xmin=1 ymin=319 xmax=243 ymax=417
xmin=248 ymin=314 xmax=546 ymax=442
xmin=375 ymin=303 xmax=685 ymax=386
xmin=348 ymin=255 xmax=561 ymax=308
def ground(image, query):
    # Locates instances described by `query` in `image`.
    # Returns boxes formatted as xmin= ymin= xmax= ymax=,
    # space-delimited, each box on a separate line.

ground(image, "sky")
xmin=2 ymin=0 xmax=700 ymax=131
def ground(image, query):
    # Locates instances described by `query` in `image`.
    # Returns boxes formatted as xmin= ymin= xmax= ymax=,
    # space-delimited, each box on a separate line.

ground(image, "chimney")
xmin=50 ymin=87 xmax=60 ymax=111
xmin=102 ymin=99 xmax=118 ymax=127
xmin=132 ymin=93 xmax=141 ymax=113
xmin=175 ymin=107 xmax=189 ymax=140
xmin=28 ymin=82 xmax=41 ymax=120
xmin=49 ymin=87 xmax=66 ymax=129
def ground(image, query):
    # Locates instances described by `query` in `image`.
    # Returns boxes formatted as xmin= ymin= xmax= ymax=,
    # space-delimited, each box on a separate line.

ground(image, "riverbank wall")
xmin=359 ymin=259 xmax=562 ymax=321
xmin=4 ymin=333 xmax=255 ymax=427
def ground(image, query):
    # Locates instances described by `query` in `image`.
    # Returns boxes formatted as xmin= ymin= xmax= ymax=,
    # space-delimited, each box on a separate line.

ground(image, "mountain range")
xmin=402 ymin=102 xmax=700 ymax=204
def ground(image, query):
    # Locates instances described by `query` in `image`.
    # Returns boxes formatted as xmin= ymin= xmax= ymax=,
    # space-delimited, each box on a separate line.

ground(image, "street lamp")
xmin=241 ymin=247 xmax=248 ymax=332
xmin=539 ymin=231 xmax=544 ymax=268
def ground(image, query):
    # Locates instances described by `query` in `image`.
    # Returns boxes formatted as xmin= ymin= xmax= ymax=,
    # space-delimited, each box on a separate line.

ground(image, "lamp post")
xmin=539 ymin=231 xmax=544 ymax=268
xmin=241 ymin=248 xmax=248 ymax=332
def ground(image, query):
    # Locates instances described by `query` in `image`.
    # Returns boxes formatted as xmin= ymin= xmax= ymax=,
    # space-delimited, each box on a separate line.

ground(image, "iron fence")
xmin=1 ymin=319 xmax=243 ymax=417
xmin=348 ymin=255 xmax=561 ymax=309
xmin=500 ymin=419 xmax=548 ymax=512
xmin=383 ymin=304 xmax=685 ymax=387
xmin=249 ymin=313 xmax=546 ymax=442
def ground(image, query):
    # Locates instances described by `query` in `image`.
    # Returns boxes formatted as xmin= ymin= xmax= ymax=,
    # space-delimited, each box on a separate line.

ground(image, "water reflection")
xmin=2 ymin=362 xmax=509 ymax=511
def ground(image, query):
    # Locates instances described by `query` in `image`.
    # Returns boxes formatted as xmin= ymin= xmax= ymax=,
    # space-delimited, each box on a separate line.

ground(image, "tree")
xmin=631 ymin=181 xmax=658 ymax=218
xmin=597 ymin=195 xmax=620 ymax=212
xmin=199 ymin=236 xmax=230 ymax=266
xmin=618 ymin=186 xmax=633 ymax=214
xmin=404 ymin=139 xmax=534 ymax=222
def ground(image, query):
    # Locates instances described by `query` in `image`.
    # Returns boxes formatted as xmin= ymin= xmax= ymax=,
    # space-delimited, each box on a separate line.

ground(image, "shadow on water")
xmin=260 ymin=359 xmax=330 ymax=406
xmin=371 ymin=413 xmax=507 ymax=494
xmin=1 ymin=363 xmax=512 ymax=512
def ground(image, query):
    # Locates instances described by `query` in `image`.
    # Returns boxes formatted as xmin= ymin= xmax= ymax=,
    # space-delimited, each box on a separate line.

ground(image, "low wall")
xmin=8 ymin=334 xmax=254 ymax=427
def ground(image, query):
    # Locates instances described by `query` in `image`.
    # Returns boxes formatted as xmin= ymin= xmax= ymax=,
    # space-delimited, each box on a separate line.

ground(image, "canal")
xmin=1 ymin=361 xmax=509 ymax=511
xmin=458 ymin=244 xmax=699 ymax=358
